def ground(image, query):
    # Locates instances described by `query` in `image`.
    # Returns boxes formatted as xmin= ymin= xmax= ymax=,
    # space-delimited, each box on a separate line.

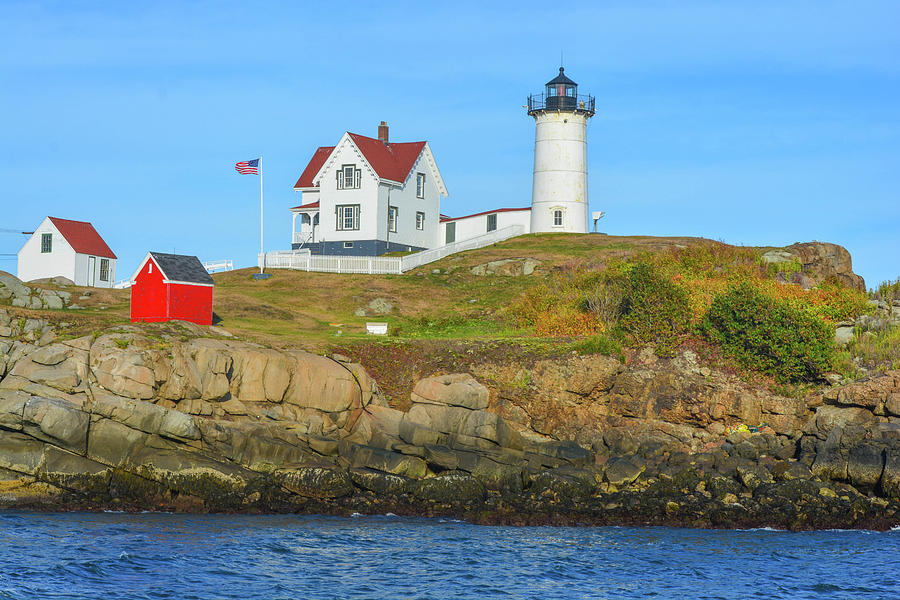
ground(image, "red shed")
xmin=130 ymin=252 xmax=214 ymax=326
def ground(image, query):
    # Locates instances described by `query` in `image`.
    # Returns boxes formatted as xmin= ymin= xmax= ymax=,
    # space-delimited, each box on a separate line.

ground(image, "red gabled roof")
xmin=48 ymin=217 xmax=116 ymax=258
xmin=290 ymin=201 xmax=320 ymax=210
xmin=292 ymin=133 xmax=427 ymax=191
xmin=348 ymin=133 xmax=426 ymax=183
xmin=293 ymin=146 xmax=335 ymax=189
xmin=440 ymin=207 xmax=531 ymax=223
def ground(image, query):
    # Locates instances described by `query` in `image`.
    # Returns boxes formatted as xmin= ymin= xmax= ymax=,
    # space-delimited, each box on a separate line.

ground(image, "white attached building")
xmin=291 ymin=122 xmax=448 ymax=256
xmin=17 ymin=216 xmax=117 ymax=287
xmin=439 ymin=208 xmax=532 ymax=245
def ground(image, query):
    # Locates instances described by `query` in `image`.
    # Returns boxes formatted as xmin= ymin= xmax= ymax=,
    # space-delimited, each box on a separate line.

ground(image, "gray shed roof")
xmin=149 ymin=252 xmax=214 ymax=285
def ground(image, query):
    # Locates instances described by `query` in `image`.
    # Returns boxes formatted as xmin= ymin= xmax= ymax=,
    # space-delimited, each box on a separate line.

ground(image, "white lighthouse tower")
xmin=527 ymin=67 xmax=595 ymax=234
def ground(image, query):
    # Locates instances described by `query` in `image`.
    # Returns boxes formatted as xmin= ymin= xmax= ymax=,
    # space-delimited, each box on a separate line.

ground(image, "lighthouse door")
xmin=445 ymin=222 xmax=456 ymax=244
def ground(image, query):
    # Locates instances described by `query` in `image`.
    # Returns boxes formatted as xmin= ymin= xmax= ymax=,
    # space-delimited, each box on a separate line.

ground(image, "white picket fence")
xmin=113 ymin=258 xmax=234 ymax=289
xmin=259 ymin=224 xmax=525 ymax=275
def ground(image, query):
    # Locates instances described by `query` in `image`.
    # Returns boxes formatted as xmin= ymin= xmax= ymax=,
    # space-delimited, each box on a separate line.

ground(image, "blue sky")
xmin=1 ymin=1 xmax=898 ymax=287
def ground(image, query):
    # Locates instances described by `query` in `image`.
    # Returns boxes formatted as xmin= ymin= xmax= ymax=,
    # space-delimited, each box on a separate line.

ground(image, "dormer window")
xmin=416 ymin=173 xmax=426 ymax=198
xmin=337 ymin=164 xmax=361 ymax=189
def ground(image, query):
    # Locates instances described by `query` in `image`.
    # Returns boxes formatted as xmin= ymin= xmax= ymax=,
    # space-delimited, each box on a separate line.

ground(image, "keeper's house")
xmin=17 ymin=216 xmax=117 ymax=287
xmin=290 ymin=122 xmax=448 ymax=255
xmin=130 ymin=252 xmax=214 ymax=326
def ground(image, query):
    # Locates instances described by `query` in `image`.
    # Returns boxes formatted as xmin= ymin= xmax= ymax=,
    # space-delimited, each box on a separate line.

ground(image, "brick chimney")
xmin=378 ymin=121 xmax=389 ymax=144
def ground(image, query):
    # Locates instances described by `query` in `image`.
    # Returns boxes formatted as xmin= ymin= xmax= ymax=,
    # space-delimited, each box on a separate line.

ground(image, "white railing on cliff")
xmin=203 ymin=259 xmax=234 ymax=273
xmin=259 ymin=224 xmax=525 ymax=275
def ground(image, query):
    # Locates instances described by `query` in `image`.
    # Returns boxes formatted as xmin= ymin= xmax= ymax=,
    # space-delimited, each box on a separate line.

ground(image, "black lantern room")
xmin=545 ymin=67 xmax=577 ymax=110
xmin=527 ymin=67 xmax=595 ymax=115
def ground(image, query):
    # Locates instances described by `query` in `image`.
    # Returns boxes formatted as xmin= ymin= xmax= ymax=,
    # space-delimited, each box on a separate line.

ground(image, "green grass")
xmin=833 ymin=325 xmax=900 ymax=380
xmin=571 ymin=333 xmax=625 ymax=362
xmin=392 ymin=315 xmax=528 ymax=339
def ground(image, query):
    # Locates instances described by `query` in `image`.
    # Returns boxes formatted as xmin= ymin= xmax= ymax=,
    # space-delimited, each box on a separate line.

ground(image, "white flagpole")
xmin=259 ymin=156 xmax=264 ymax=274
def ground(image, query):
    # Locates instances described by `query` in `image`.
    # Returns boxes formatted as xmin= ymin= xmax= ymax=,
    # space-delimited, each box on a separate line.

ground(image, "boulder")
xmin=89 ymin=335 xmax=157 ymax=400
xmin=736 ymin=464 xmax=774 ymax=490
xmin=761 ymin=250 xmax=797 ymax=266
xmin=278 ymin=467 xmax=354 ymax=499
xmin=423 ymin=444 xmax=460 ymax=470
xmin=529 ymin=467 xmax=598 ymax=498
xmin=349 ymin=468 xmax=409 ymax=495
xmin=605 ymin=457 xmax=643 ymax=486
xmin=6 ymin=341 xmax=90 ymax=394
xmin=834 ymin=323 xmax=855 ymax=347
xmin=847 ymin=443 xmax=886 ymax=490
xmin=366 ymin=298 xmax=393 ymax=315
xmin=0 ymin=432 xmax=46 ymax=475
xmin=470 ymin=258 xmax=540 ymax=277
xmin=338 ymin=441 xmax=427 ymax=479
xmin=810 ymin=405 xmax=875 ymax=438
xmin=470 ymin=458 xmax=524 ymax=493
xmin=882 ymin=448 xmax=900 ymax=499
xmin=0 ymin=271 xmax=31 ymax=304
xmin=786 ymin=242 xmax=865 ymax=291
xmin=412 ymin=471 xmax=487 ymax=503
xmin=411 ymin=374 xmax=489 ymax=410
xmin=90 ymin=391 xmax=199 ymax=441
xmin=0 ymin=390 xmax=28 ymax=430
xmin=87 ymin=418 xmax=153 ymax=467
xmin=22 ymin=396 xmax=90 ymax=455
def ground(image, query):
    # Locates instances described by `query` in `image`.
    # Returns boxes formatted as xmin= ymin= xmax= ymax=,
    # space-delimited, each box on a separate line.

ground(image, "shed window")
xmin=99 ymin=259 xmax=110 ymax=282
xmin=486 ymin=213 xmax=497 ymax=232
xmin=336 ymin=204 xmax=360 ymax=230
xmin=41 ymin=233 xmax=52 ymax=253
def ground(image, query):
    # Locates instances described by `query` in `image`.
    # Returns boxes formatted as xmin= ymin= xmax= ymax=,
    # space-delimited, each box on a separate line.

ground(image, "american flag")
xmin=235 ymin=158 xmax=259 ymax=175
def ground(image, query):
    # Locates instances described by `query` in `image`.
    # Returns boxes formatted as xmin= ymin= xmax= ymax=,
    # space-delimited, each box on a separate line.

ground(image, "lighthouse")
xmin=527 ymin=67 xmax=595 ymax=234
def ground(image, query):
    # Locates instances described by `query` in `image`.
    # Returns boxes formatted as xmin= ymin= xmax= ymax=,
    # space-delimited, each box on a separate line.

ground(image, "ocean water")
xmin=0 ymin=511 xmax=897 ymax=599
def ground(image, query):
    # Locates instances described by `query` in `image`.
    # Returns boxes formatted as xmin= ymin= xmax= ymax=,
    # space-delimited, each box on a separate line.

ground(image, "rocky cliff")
xmin=1 ymin=304 xmax=899 ymax=530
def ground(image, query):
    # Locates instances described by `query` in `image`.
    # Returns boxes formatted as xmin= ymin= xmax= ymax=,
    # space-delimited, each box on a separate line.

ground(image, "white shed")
xmin=17 ymin=217 xmax=117 ymax=287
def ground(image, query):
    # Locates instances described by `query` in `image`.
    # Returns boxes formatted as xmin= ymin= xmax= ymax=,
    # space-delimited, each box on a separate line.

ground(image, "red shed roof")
xmin=48 ymin=217 xmax=116 ymax=258
xmin=293 ymin=146 xmax=334 ymax=189
xmin=440 ymin=207 xmax=531 ymax=223
xmin=292 ymin=134 xmax=427 ymax=189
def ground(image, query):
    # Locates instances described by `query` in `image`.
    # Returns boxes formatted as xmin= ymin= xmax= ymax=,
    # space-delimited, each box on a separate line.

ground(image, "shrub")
xmin=618 ymin=262 xmax=691 ymax=354
xmin=701 ymin=283 xmax=833 ymax=382
xmin=581 ymin=281 xmax=625 ymax=326
xmin=874 ymin=278 xmax=900 ymax=303
xmin=572 ymin=334 xmax=624 ymax=362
